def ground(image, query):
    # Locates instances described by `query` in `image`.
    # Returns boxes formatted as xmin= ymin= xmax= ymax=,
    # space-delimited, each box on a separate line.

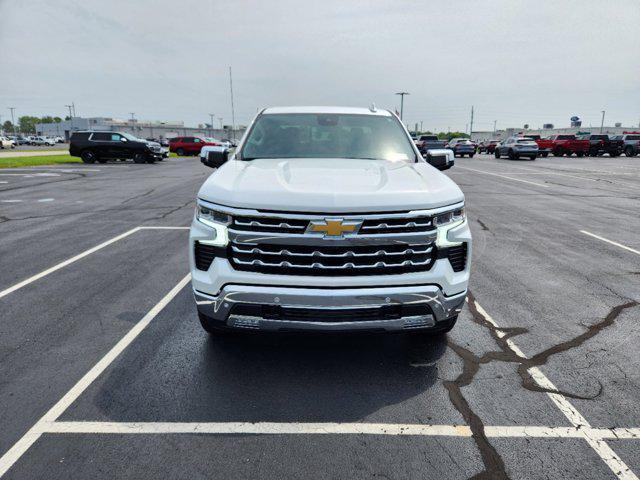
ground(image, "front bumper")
xmin=194 ymin=285 xmax=466 ymax=332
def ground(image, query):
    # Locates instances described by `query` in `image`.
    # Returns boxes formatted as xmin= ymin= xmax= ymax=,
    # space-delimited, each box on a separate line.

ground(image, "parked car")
xmin=494 ymin=136 xmax=538 ymax=160
xmin=0 ymin=136 xmax=16 ymax=149
xmin=576 ymin=134 xmax=621 ymax=157
xmin=54 ymin=136 xmax=65 ymax=143
xmin=191 ymin=106 xmax=470 ymax=335
xmin=544 ymin=134 xmax=590 ymax=157
xmin=478 ymin=140 xmax=500 ymax=154
xmin=169 ymin=136 xmax=221 ymax=156
xmin=447 ymin=138 xmax=475 ymax=157
xmin=31 ymin=136 xmax=56 ymax=146
xmin=69 ymin=131 xmax=165 ymax=164
xmin=619 ymin=133 xmax=640 ymax=157
xmin=415 ymin=134 xmax=446 ymax=151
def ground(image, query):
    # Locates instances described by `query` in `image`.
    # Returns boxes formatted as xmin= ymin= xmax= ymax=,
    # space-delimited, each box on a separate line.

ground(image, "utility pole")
xmin=469 ymin=106 xmax=474 ymax=138
xmin=600 ymin=110 xmax=605 ymax=134
xmin=420 ymin=120 xmax=423 ymax=132
xmin=72 ymin=102 xmax=76 ymax=117
xmin=395 ymin=92 xmax=409 ymax=121
xmin=493 ymin=120 xmax=497 ymax=136
xmin=218 ymin=117 xmax=223 ymax=130
xmin=65 ymin=105 xmax=74 ymax=132
xmin=229 ymin=66 xmax=236 ymax=142
xmin=129 ymin=113 xmax=136 ymax=135
xmin=209 ymin=113 xmax=215 ymax=138
xmin=8 ymin=107 xmax=16 ymax=136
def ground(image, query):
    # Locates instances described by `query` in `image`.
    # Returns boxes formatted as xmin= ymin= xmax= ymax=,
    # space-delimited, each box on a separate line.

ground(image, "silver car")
xmin=495 ymin=137 xmax=538 ymax=160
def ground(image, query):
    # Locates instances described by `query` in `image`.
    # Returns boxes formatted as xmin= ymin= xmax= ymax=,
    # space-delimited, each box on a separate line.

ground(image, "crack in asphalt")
xmin=120 ymin=188 xmax=156 ymax=204
xmin=476 ymin=219 xmax=490 ymax=232
xmin=0 ymin=172 xmax=88 ymax=193
xmin=442 ymin=292 xmax=638 ymax=479
xmin=154 ymin=199 xmax=194 ymax=220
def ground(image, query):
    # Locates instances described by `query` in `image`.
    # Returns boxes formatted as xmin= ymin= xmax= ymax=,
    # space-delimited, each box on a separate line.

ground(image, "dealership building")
xmin=35 ymin=117 xmax=246 ymax=141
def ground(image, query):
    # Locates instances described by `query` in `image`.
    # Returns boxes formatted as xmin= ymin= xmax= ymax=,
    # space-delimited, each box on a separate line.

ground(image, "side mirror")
xmin=204 ymin=147 xmax=229 ymax=168
xmin=120 ymin=137 xmax=127 ymax=142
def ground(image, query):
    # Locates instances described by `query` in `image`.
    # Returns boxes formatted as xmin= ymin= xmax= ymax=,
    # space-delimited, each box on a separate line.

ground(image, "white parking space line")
xmin=36 ymin=422 xmax=640 ymax=440
xmin=0 ymin=274 xmax=191 ymax=478
xmin=470 ymin=299 xmax=638 ymax=480
xmin=581 ymin=230 xmax=640 ymax=257
xmin=455 ymin=166 xmax=549 ymax=187
xmin=0 ymin=226 xmax=189 ymax=300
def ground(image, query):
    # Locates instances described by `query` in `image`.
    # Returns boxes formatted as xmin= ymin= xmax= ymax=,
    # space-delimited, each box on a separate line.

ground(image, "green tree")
xmin=2 ymin=120 xmax=14 ymax=133
xmin=53 ymin=117 xmax=62 ymax=123
xmin=40 ymin=116 xmax=55 ymax=124
xmin=18 ymin=116 xmax=41 ymax=134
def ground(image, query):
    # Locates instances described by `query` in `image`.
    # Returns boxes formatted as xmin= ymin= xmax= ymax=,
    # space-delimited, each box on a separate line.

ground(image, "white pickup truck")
xmin=190 ymin=106 xmax=471 ymax=334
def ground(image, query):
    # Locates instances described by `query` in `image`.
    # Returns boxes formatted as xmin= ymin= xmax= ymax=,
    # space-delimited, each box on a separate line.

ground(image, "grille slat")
xmin=230 ymin=242 xmax=436 ymax=276
xmin=231 ymin=213 xmax=435 ymax=235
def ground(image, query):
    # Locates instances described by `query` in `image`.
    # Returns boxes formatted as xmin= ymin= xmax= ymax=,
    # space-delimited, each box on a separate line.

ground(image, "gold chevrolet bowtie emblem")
xmin=309 ymin=219 xmax=362 ymax=237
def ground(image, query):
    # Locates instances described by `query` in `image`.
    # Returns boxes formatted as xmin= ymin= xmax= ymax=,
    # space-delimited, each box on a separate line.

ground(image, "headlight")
xmin=195 ymin=202 xmax=231 ymax=246
xmin=434 ymin=206 xmax=465 ymax=247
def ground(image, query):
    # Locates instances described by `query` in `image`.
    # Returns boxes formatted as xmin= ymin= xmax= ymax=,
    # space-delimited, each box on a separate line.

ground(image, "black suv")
xmin=69 ymin=131 xmax=165 ymax=164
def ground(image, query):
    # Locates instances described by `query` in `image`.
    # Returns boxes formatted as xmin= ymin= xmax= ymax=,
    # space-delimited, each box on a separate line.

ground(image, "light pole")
xmin=395 ymin=92 xmax=409 ymax=121
xmin=65 ymin=105 xmax=74 ymax=132
xmin=600 ymin=110 xmax=605 ymax=134
xmin=493 ymin=120 xmax=497 ymax=136
xmin=209 ymin=113 xmax=215 ymax=138
xmin=129 ymin=113 xmax=136 ymax=135
xmin=8 ymin=107 xmax=16 ymax=136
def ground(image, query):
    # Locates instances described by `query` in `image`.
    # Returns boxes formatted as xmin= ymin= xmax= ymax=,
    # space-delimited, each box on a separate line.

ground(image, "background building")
xmin=36 ymin=117 xmax=246 ymax=141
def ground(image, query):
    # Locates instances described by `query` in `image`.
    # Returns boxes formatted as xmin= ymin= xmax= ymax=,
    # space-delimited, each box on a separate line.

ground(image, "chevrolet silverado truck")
xmin=547 ymin=134 xmax=590 ymax=157
xmin=190 ymin=106 xmax=471 ymax=334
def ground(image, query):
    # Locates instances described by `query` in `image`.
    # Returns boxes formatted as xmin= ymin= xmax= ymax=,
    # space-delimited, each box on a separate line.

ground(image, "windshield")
xmin=626 ymin=135 xmax=640 ymax=140
xmin=240 ymin=113 xmax=417 ymax=162
xmin=517 ymin=139 xmax=535 ymax=143
xmin=121 ymin=132 xmax=140 ymax=141
xmin=420 ymin=135 xmax=438 ymax=141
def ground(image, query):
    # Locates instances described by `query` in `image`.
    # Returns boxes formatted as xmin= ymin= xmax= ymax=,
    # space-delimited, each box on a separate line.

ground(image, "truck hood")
xmin=198 ymin=158 xmax=464 ymax=213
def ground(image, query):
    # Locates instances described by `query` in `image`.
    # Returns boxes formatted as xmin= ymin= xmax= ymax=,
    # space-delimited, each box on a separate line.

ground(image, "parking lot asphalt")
xmin=0 ymin=154 xmax=639 ymax=479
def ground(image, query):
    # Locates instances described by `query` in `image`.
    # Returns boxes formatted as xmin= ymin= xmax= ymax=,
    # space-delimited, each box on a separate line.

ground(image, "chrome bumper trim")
xmin=194 ymin=285 xmax=466 ymax=332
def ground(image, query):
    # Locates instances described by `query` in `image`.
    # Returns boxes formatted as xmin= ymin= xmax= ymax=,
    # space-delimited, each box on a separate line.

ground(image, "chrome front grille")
xmin=231 ymin=213 xmax=433 ymax=235
xmin=229 ymin=242 xmax=436 ymax=276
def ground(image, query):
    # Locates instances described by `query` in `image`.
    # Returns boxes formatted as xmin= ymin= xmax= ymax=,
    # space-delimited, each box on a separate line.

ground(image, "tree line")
xmin=2 ymin=115 xmax=69 ymax=134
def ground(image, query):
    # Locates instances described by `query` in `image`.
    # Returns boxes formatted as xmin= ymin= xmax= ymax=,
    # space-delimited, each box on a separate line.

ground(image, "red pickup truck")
xmin=169 ymin=136 xmax=220 ymax=156
xmin=542 ymin=135 xmax=590 ymax=157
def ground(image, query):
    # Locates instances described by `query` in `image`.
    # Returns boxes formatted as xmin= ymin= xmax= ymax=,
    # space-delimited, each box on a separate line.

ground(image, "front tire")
xmin=81 ymin=150 xmax=96 ymax=163
xmin=553 ymin=148 xmax=564 ymax=157
xmin=176 ymin=148 xmax=185 ymax=156
xmin=133 ymin=153 xmax=147 ymax=164
xmin=494 ymin=149 xmax=500 ymax=159
xmin=625 ymin=146 xmax=636 ymax=157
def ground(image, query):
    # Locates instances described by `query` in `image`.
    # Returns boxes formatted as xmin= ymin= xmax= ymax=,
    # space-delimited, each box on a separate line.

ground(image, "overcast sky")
xmin=1 ymin=0 xmax=639 ymax=132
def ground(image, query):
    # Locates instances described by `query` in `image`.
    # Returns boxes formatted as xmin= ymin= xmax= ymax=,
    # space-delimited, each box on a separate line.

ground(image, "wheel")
xmin=97 ymin=158 xmax=107 ymax=164
xmin=542 ymin=152 xmax=549 ymax=157
xmin=576 ymin=152 xmax=584 ymax=157
xmin=553 ymin=148 xmax=564 ymax=157
xmin=609 ymin=152 xmax=618 ymax=158
xmin=494 ymin=149 xmax=500 ymax=159
xmin=469 ymin=154 xmax=474 ymax=158
xmin=529 ymin=156 xmax=536 ymax=160
xmin=146 ymin=157 xmax=156 ymax=164
xmin=80 ymin=150 xmax=96 ymax=163
xmin=625 ymin=146 xmax=636 ymax=157
xmin=176 ymin=148 xmax=185 ymax=156
xmin=133 ymin=153 xmax=147 ymax=164
xmin=508 ymin=149 xmax=517 ymax=160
